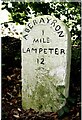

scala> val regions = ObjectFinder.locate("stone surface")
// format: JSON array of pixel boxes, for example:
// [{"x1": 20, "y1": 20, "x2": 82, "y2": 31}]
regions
[{"x1": 22, "y1": 15, "x2": 71, "y2": 112}]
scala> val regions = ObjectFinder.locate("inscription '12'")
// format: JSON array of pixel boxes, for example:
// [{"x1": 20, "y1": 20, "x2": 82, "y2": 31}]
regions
[{"x1": 36, "y1": 58, "x2": 44, "y2": 65}]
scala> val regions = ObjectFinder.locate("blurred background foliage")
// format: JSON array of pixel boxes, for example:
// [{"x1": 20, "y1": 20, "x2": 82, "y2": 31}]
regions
[
  {"x1": 2, "y1": 2, "x2": 81, "y2": 46},
  {"x1": 1, "y1": 2, "x2": 81, "y2": 118}
]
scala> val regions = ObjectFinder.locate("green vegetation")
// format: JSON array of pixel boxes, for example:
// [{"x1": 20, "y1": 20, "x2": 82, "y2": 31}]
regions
[
  {"x1": 2, "y1": 2, "x2": 81, "y2": 46},
  {"x1": 1, "y1": 2, "x2": 81, "y2": 119}
]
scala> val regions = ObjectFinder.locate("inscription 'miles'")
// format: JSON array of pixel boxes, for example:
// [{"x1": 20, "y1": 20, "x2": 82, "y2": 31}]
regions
[{"x1": 22, "y1": 15, "x2": 71, "y2": 112}]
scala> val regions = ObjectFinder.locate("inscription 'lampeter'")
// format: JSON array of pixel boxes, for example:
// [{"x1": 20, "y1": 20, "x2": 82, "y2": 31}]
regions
[{"x1": 23, "y1": 47, "x2": 65, "y2": 55}]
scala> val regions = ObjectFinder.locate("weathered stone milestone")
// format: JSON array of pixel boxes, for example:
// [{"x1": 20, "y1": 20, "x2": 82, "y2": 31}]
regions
[{"x1": 22, "y1": 15, "x2": 71, "y2": 112}]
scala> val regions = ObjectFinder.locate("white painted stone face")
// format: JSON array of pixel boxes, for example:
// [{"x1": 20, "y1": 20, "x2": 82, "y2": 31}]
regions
[{"x1": 22, "y1": 15, "x2": 71, "y2": 112}]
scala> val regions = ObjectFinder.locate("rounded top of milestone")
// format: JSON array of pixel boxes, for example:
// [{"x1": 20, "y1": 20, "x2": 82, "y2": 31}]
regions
[{"x1": 22, "y1": 15, "x2": 70, "y2": 40}]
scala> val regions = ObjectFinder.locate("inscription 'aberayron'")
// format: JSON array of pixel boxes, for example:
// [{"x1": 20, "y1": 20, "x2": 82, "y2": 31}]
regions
[{"x1": 22, "y1": 15, "x2": 71, "y2": 112}]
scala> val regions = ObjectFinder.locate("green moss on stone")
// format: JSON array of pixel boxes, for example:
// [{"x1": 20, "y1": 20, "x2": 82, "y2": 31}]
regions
[{"x1": 26, "y1": 75, "x2": 66, "y2": 112}]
